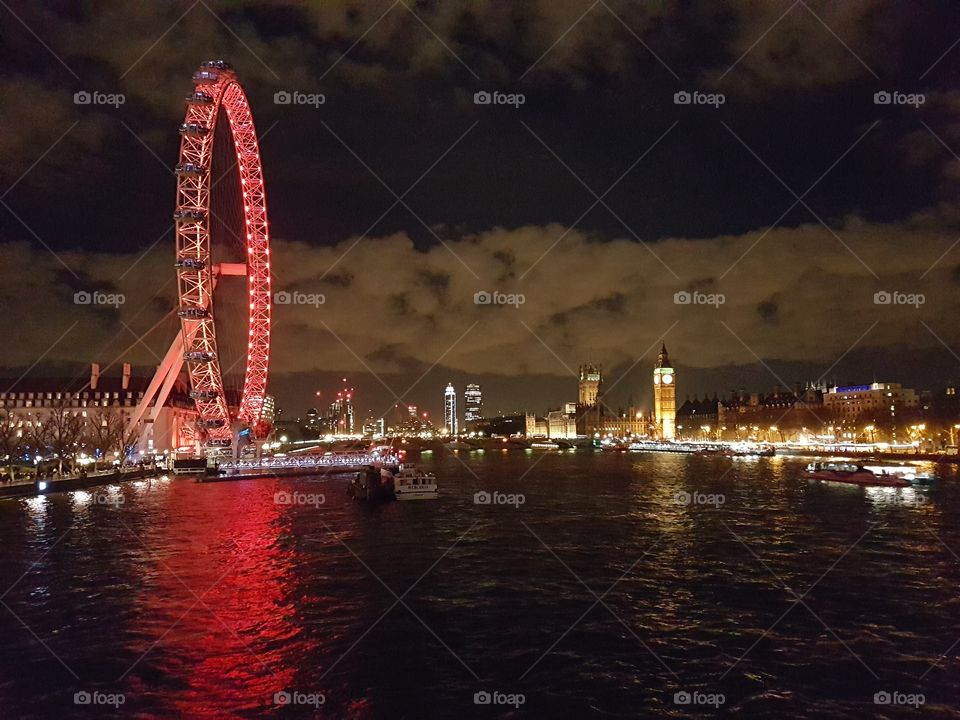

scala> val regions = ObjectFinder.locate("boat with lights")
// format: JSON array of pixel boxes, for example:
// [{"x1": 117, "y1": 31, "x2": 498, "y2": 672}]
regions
[{"x1": 803, "y1": 461, "x2": 910, "y2": 487}]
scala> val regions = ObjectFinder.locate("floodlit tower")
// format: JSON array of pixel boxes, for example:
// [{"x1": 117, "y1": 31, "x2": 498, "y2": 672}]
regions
[
  {"x1": 653, "y1": 343, "x2": 676, "y2": 439},
  {"x1": 444, "y1": 382, "x2": 458, "y2": 435},
  {"x1": 579, "y1": 364, "x2": 602, "y2": 406}
]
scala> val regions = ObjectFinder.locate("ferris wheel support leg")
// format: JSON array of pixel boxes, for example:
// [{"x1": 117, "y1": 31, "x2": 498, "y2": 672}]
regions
[
  {"x1": 230, "y1": 420, "x2": 249, "y2": 462},
  {"x1": 127, "y1": 324, "x2": 199, "y2": 453}
]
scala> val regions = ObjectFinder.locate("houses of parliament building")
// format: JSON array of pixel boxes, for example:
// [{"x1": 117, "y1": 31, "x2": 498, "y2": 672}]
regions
[{"x1": 525, "y1": 345, "x2": 678, "y2": 440}]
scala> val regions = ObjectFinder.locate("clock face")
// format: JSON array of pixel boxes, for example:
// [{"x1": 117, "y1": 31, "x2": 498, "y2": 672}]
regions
[
  {"x1": 653, "y1": 375, "x2": 660, "y2": 385},
  {"x1": 663, "y1": 374, "x2": 673, "y2": 385}
]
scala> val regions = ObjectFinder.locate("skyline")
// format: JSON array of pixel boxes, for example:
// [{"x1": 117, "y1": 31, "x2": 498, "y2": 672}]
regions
[{"x1": 278, "y1": 354, "x2": 955, "y2": 434}]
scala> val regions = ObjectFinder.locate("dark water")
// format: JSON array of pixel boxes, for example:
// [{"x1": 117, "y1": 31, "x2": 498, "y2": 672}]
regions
[{"x1": 1, "y1": 451, "x2": 959, "y2": 718}]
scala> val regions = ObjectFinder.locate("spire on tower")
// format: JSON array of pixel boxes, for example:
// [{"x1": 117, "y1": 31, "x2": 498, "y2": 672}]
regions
[{"x1": 656, "y1": 343, "x2": 671, "y2": 368}]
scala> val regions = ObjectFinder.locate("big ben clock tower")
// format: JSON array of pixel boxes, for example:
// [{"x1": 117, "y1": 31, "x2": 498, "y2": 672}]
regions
[{"x1": 653, "y1": 343, "x2": 676, "y2": 439}]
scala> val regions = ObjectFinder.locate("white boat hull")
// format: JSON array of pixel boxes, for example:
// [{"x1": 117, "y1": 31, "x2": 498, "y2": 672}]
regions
[{"x1": 395, "y1": 489, "x2": 438, "y2": 500}]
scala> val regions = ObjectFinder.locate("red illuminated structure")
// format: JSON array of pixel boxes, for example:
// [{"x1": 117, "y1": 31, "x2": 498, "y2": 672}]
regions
[
  {"x1": 128, "y1": 61, "x2": 271, "y2": 452},
  {"x1": 175, "y1": 60, "x2": 271, "y2": 446}
]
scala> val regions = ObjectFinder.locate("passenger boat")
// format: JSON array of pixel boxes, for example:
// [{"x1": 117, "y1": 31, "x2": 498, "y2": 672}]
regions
[
  {"x1": 392, "y1": 464, "x2": 439, "y2": 500},
  {"x1": 862, "y1": 465, "x2": 935, "y2": 486},
  {"x1": 803, "y1": 461, "x2": 910, "y2": 487},
  {"x1": 732, "y1": 443, "x2": 775, "y2": 457},
  {"x1": 172, "y1": 457, "x2": 208, "y2": 475},
  {"x1": 530, "y1": 441, "x2": 561, "y2": 450}
]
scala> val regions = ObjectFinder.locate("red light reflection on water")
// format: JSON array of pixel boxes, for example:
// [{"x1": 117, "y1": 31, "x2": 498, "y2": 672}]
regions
[{"x1": 123, "y1": 484, "x2": 310, "y2": 717}]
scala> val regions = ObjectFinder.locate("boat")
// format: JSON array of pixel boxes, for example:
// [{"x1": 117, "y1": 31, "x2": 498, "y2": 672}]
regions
[
  {"x1": 628, "y1": 440, "x2": 701, "y2": 454},
  {"x1": 349, "y1": 465, "x2": 396, "y2": 501},
  {"x1": 391, "y1": 464, "x2": 439, "y2": 500},
  {"x1": 731, "y1": 443, "x2": 775, "y2": 457},
  {"x1": 803, "y1": 461, "x2": 910, "y2": 487},
  {"x1": 863, "y1": 465, "x2": 936, "y2": 486}
]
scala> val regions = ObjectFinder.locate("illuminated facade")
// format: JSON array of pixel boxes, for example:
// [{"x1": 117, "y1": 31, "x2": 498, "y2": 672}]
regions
[
  {"x1": 823, "y1": 382, "x2": 918, "y2": 424},
  {"x1": 600, "y1": 409, "x2": 654, "y2": 438},
  {"x1": 362, "y1": 416, "x2": 385, "y2": 438},
  {"x1": 578, "y1": 364, "x2": 602, "y2": 406},
  {"x1": 444, "y1": 382, "x2": 458, "y2": 435},
  {"x1": 0, "y1": 363, "x2": 196, "y2": 455},
  {"x1": 653, "y1": 344, "x2": 676, "y2": 439},
  {"x1": 464, "y1": 383, "x2": 482, "y2": 424},
  {"x1": 261, "y1": 394, "x2": 276, "y2": 424}
]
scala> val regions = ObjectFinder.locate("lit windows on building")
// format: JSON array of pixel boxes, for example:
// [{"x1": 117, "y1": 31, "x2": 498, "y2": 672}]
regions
[
  {"x1": 444, "y1": 382, "x2": 458, "y2": 435},
  {"x1": 464, "y1": 383, "x2": 482, "y2": 423}
]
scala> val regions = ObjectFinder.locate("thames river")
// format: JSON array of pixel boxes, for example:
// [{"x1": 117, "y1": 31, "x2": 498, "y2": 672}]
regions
[{"x1": 1, "y1": 451, "x2": 959, "y2": 718}]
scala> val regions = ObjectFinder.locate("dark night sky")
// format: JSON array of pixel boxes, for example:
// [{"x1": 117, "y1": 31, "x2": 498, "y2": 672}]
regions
[{"x1": 3, "y1": 1, "x2": 960, "y2": 421}]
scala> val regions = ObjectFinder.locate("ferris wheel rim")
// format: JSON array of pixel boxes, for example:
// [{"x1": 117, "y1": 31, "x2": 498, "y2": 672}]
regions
[{"x1": 174, "y1": 61, "x2": 271, "y2": 445}]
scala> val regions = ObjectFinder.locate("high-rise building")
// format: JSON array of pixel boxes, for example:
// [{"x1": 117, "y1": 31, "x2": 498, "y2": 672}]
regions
[
  {"x1": 578, "y1": 364, "x2": 602, "y2": 406},
  {"x1": 464, "y1": 383, "x2": 482, "y2": 423},
  {"x1": 261, "y1": 394, "x2": 276, "y2": 424},
  {"x1": 653, "y1": 344, "x2": 676, "y2": 439},
  {"x1": 327, "y1": 380, "x2": 355, "y2": 434},
  {"x1": 362, "y1": 416, "x2": 385, "y2": 438},
  {"x1": 444, "y1": 382, "x2": 458, "y2": 435}
]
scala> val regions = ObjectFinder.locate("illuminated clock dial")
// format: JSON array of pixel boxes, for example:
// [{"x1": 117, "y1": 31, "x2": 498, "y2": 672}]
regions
[
  {"x1": 663, "y1": 374, "x2": 673, "y2": 385},
  {"x1": 653, "y1": 375, "x2": 660, "y2": 385}
]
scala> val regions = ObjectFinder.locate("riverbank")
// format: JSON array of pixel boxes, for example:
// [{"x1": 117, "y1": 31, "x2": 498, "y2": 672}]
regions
[{"x1": 0, "y1": 467, "x2": 159, "y2": 500}]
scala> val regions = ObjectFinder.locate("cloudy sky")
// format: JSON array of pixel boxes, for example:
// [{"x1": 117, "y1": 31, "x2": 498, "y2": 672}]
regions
[{"x1": 2, "y1": 0, "x2": 960, "y2": 420}]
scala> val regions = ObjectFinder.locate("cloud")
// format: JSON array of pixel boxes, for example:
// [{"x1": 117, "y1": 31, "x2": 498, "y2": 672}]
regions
[{"x1": 2, "y1": 216, "x2": 957, "y2": 383}]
